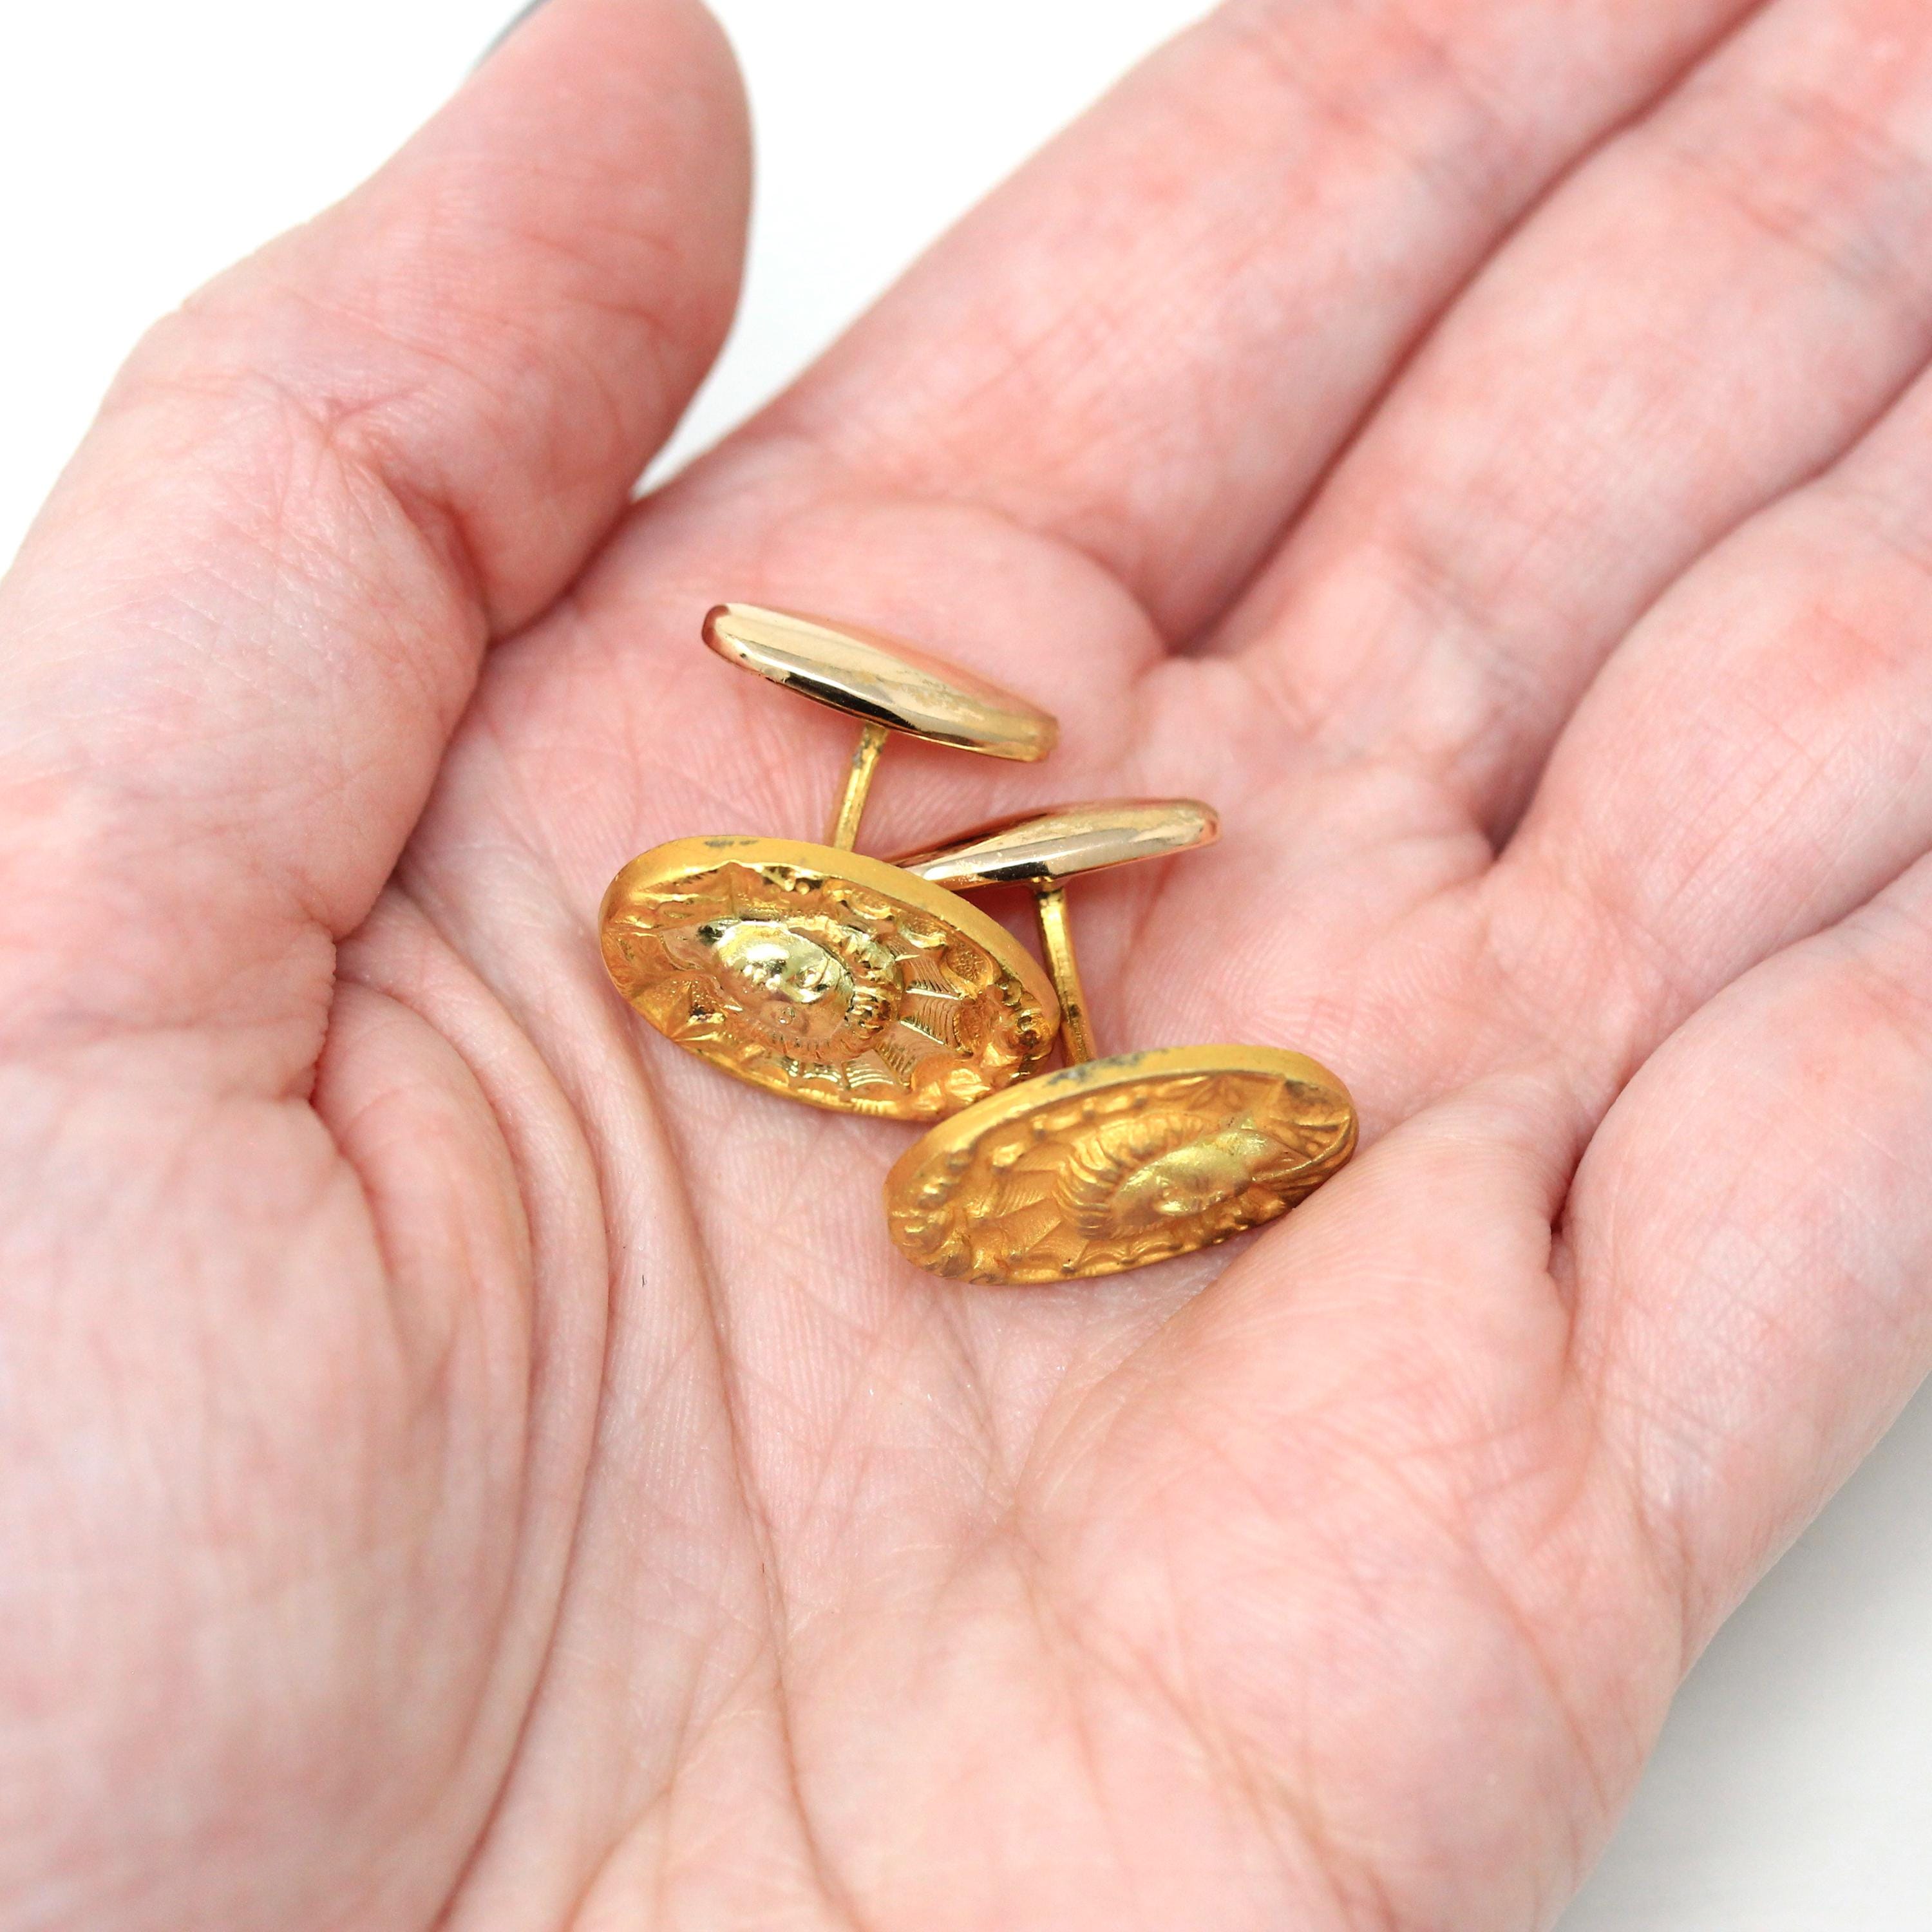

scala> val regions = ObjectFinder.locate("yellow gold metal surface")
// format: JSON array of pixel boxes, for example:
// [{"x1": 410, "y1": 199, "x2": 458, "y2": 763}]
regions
[
  {"x1": 599, "y1": 605, "x2": 1065, "y2": 1117},
  {"x1": 899, "y1": 800, "x2": 1219, "y2": 1071},
  {"x1": 703, "y1": 605, "x2": 1057, "y2": 761},
  {"x1": 1034, "y1": 884, "x2": 1095, "y2": 1065},
  {"x1": 884, "y1": 1046, "x2": 1357, "y2": 1283},
  {"x1": 886, "y1": 799, "x2": 1356, "y2": 1282},
  {"x1": 602, "y1": 838, "x2": 1058, "y2": 1119},
  {"x1": 897, "y1": 799, "x2": 1219, "y2": 890},
  {"x1": 828, "y1": 720, "x2": 889, "y2": 850}
]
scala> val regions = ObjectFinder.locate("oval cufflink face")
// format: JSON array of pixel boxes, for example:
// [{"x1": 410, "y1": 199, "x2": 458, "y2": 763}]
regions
[
  {"x1": 895, "y1": 799, "x2": 1219, "y2": 890},
  {"x1": 703, "y1": 605, "x2": 1057, "y2": 762},
  {"x1": 601, "y1": 837, "x2": 1060, "y2": 1119},
  {"x1": 885, "y1": 1044, "x2": 1356, "y2": 1283}
]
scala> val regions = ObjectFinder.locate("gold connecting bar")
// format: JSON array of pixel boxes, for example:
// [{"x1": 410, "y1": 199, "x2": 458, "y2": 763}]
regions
[
  {"x1": 1033, "y1": 882, "x2": 1095, "y2": 1065},
  {"x1": 894, "y1": 799, "x2": 1222, "y2": 1068},
  {"x1": 826, "y1": 721, "x2": 889, "y2": 850}
]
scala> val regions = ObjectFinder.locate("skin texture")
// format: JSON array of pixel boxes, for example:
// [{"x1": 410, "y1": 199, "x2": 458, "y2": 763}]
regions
[{"x1": 3, "y1": 0, "x2": 1932, "y2": 1924}]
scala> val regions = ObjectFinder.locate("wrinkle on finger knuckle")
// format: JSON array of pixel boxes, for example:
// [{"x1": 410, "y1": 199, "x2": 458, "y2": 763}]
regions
[
  {"x1": 1660, "y1": 45, "x2": 1932, "y2": 318},
  {"x1": 1209, "y1": 0, "x2": 1537, "y2": 215}
]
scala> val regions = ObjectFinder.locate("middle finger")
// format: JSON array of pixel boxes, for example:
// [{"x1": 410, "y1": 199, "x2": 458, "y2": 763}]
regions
[{"x1": 1226, "y1": 0, "x2": 1932, "y2": 833}]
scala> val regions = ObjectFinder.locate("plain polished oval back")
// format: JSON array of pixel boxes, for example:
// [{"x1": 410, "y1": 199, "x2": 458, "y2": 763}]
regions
[
  {"x1": 895, "y1": 799, "x2": 1219, "y2": 889},
  {"x1": 703, "y1": 604, "x2": 1058, "y2": 760}
]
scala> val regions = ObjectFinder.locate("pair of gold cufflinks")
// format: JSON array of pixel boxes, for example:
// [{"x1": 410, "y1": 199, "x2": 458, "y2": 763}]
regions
[{"x1": 599, "y1": 605, "x2": 1356, "y2": 1284}]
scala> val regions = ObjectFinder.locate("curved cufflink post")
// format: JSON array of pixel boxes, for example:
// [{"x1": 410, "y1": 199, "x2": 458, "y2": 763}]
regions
[
  {"x1": 598, "y1": 605, "x2": 1063, "y2": 1120},
  {"x1": 886, "y1": 800, "x2": 1357, "y2": 1283}
]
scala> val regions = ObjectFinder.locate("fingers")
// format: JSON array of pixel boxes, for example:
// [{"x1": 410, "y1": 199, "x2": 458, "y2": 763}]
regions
[
  {"x1": 1567, "y1": 852, "x2": 1932, "y2": 1646},
  {"x1": 1226, "y1": 0, "x2": 1932, "y2": 831},
  {"x1": 733, "y1": 0, "x2": 1756, "y2": 641},
  {"x1": 0, "y1": 0, "x2": 748, "y2": 1077},
  {"x1": 1482, "y1": 343, "x2": 1932, "y2": 1113}
]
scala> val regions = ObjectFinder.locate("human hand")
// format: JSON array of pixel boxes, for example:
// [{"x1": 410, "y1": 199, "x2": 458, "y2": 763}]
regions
[{"x1": 6, "y1": 1, "x2": 1931, "y2": 1925}]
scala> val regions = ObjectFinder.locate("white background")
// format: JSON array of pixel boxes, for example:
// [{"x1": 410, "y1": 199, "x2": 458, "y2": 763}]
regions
[{"x1": 3, "y1": 3, "x2": 1929, "y2": 1922}]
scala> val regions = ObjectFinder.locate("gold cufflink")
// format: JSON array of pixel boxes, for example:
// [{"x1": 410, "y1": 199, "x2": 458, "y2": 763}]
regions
[
  {"x1": 883, "y1": 800, "x2": 1357, "y2": 1282},
  {"x1": 599, "y1": 605, "x2": 1062, "y2": 1117}
]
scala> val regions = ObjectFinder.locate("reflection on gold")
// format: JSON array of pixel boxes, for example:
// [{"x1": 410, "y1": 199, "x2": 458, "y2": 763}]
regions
[
  {"x1": 1059, "y1": 1116, "x2": 1279, "y2": 1236},
  {"x1": 665, "y1": 916, "x2": 891, "y2": 1065},
  {"x1": 885, "y1": 1048, "x2": 1357, "y2": 1282},
  {"x1": 601, "y1": 842, "x2": 1058, "y2": 1121}
]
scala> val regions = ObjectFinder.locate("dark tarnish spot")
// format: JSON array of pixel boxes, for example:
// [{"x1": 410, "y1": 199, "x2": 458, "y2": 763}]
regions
[{"x1": 1051, "y1": 1051, "x2": 1157, "y2": 1088}]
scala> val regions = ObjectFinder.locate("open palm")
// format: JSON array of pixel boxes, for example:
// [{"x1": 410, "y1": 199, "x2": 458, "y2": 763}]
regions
[{"x1": 8, "y1": 0, "x2": 1932, "y2": 1925}]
